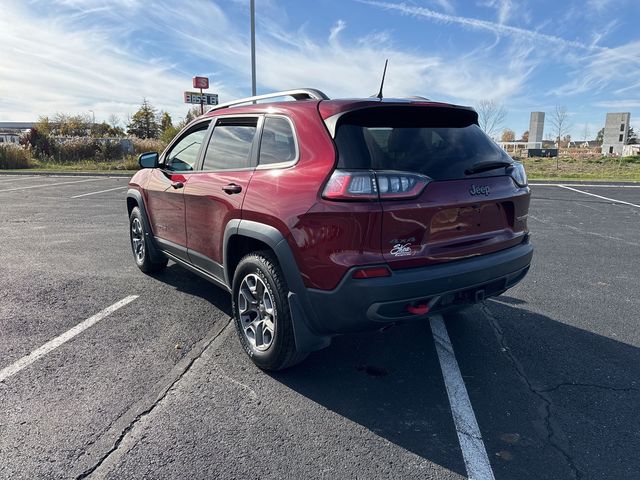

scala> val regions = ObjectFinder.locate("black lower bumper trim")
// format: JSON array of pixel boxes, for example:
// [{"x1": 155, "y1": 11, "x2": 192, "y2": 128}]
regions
[{"x1": 305, "y1": 242, "x2": 533, "y2": 334}]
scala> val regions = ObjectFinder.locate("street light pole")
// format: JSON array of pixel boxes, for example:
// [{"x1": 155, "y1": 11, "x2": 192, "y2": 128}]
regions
[
  {"x1": 250, "y1": 0, "x2": 256, "y2": 97},
  {"x1": 88, "y1": 110, "x2": 95, "y2": 135}
]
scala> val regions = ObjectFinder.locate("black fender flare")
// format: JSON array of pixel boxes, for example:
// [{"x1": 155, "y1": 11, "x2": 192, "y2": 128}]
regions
[
  {"x1": 224, "y1": 219, "x2": 331, "y2": 352},
  {"x1": 126, "y1": 189, "x2": 165, "y2": 263}
]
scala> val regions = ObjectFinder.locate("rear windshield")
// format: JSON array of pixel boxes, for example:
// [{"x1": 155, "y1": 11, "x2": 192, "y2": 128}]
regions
[{"x1": 334, "y1": 106, "x2": 511, "y2": 181}]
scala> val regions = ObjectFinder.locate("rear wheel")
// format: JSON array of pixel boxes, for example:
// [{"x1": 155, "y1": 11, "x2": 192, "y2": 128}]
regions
[
  {"x1": 232, "y1": 251, "x2": 307, "y2": 371},
  {"x1": 129, "y1": 207, "x2": 167, "y2": 273}
]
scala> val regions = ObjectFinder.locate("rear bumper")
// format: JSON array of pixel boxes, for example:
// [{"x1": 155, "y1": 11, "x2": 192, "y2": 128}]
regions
[{"x1": 305, "y1": 240, "x2": 533, "y2": 334}]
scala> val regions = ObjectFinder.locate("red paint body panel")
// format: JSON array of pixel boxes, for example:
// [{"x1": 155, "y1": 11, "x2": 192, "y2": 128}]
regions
[
  {"x1": 184, "y1": 170, "x2": 253, "y2": 264},
  {"x1": 379, "y1": 177, "x2": 530, "y2": 269},
  {"x1": 145, "y1": 169, "x2": 189, "y2": 249}
]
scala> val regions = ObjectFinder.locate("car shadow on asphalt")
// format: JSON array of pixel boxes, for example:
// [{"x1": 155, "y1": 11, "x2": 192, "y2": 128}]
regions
[
  {"x1": 154, "y1": 263, "x2": 232, "y2": 317},
  {"x1": 271, "y1": 301, "x2": 640, "y2": 479}
]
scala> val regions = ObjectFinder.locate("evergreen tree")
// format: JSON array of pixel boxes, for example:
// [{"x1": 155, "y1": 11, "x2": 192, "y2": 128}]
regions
[
  {"x1": 159, "y1": 111, "x2": 173, "y2": 133},
  {"x1": 127, "y1": 99, "x2": 160, "y2": 139}
]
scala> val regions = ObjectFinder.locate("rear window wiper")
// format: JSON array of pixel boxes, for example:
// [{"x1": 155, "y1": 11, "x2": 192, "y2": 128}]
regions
[{"x1": 465, "y1": 160, "x2": 513, "y2": 175}]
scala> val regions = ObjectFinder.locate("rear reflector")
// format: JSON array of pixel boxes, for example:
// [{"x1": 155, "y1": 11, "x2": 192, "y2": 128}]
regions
[
  {"x1": 352, "y1": 266, "x2": 391, "y2": 279},
  {"x1": 323, "y1": 169, "x2": 430, "y2": 201},
  {"x1": 406, "y1": 304, "x2": 430, "y2": 315}
]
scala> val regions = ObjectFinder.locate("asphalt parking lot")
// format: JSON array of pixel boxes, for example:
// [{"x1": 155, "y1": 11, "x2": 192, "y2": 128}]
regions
[{"x1": 0, "y1": 175, "x2": 638, "y2": 479}]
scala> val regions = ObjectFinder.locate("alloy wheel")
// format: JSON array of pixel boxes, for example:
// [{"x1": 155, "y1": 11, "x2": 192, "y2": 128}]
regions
[{"x1": 238, "y1": 273, "x2": 276, "y2": 351}]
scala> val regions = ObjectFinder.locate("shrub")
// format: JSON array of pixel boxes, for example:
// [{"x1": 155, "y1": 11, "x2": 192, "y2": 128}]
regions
[
  {"x1": 132, "y1": 137, "x2": 165, "y2": 155},
  {"x1": 20, "y1": 127, "x2": 54, "y2": 159},
  {"x1": 0, "y1": 144, "x2": 33, "y2": 169}
]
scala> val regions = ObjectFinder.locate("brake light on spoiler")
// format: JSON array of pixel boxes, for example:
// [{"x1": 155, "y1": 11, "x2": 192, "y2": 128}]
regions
[{"x1": 322, "y1": 170, "x2": 431, "y2": 201}]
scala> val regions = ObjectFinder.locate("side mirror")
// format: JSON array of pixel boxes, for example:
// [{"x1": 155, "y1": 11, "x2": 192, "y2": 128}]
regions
[{"x1": 138, "y1": 152, "x2": 159, "y2": 169}]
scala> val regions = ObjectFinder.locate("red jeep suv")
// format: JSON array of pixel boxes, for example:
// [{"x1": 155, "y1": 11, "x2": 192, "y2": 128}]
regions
[{"x1": 127, "y1": 89, "x2": 532, "y2": 370}]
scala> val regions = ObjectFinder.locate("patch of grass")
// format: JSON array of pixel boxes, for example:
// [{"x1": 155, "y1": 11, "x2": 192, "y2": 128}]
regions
[
  {"x1": 0, "y1": 145, "x2": 34, "y2": 169},
  {"x1": 522, "y1": 155, "x2": 640, "y2": 182},
  {"x1": 28, "y1": 155, "x2": 140, "y2": 172}
]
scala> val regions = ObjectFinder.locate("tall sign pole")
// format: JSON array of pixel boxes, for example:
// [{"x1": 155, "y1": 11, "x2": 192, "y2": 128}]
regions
[
  {"x1": 189, "y1": 77, "x2": 216, "y2": 117},
  {"x1": 250, "y1": 0, "x2": 257, "y2": 97}
]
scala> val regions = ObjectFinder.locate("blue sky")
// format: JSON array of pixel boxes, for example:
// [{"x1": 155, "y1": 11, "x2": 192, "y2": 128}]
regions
[{"x1": 1, "y1": 0, "x2": 638, "y2": 139}]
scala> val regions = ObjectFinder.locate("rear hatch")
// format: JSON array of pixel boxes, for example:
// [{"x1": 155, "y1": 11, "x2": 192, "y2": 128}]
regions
[{"x1": 329, "y1": 104, "x2": 529, "y2": 269}]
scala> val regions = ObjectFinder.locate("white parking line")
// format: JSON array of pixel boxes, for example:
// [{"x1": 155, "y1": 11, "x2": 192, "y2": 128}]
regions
[
  {"x1": 0, "y1": 295, "x2": 138, "y2": 383},
  {"x1": 557, "y1": 185, "x2": 640, "y2": 208},
  {"x1": 0, "y1": 175, "x2": 38, "y2": 183},
  {"x1": 430, "y1": 315, "x2": 495, "y2": 480},
  {"x1": 0, "y1": 177, "x2": 104, "y2": 193},
  {"x1": 71, "y1": 186, "x2": 127, "y2": 198}
]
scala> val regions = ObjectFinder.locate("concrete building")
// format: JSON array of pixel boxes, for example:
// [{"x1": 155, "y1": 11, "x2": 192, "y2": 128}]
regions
[
  {"x1": 529, "y1": 112, "x2": 545, "y2": 144},
  {"x1": 602, "y1": 112, "x2": 631, "y2": 155}
]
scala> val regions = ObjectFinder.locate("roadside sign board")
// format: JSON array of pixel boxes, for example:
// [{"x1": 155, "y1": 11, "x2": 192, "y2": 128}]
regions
[
  {"x1": 192, "y1": 76, "x2": 209, "y2": 89},
  {"x1": 184, "y1": 92, "x2": 219, "y2": 106}
]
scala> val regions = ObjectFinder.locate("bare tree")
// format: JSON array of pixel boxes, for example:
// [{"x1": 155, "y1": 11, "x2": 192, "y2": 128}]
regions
[
  {"x1": 108, "y1": 114, "x2": 121, "y2": 129},
  {"x1": 581, "y1": 123, "x2": 590, "y2": 144},
  {"x1": 501, "y1": 128, "x2": 516, "y2": 142},
  {"x1": 550, "y1": 106, "x2": 570, "y2": 146},
  {"x1": 549, "y1": 106, "x2": 570, "y2": 168},
  {"x1": 476, "y1": 100, "x2": 507, "y2": 139}
]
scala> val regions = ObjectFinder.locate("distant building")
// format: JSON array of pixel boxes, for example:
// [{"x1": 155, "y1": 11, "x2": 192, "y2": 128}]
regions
[
  {"x1": 0, "y1": 131, "x2": 21, "y2": 144},
  {"x1": 622, "y1": 144, "x2": 640, "y2": 156},
  {"x1": 529, "y1": 112, "x2": 545, "y2": 144},
  {"x1": 601, "y1": 112, "x2": 630, "y2": 155},
  {"x1": 0, "y1": 122, "x2": 34, "y2": 145}
]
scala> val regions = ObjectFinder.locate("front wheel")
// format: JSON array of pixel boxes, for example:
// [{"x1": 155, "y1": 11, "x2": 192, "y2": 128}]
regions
[
  {"x1": 232, "y1": 251, "x2": 307, "y2": 371},
  {"x1": 129, "y1": 206, "x2": 168, "y2": 273}
]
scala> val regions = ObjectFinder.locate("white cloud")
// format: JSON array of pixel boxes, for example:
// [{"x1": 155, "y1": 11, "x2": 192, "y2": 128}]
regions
[
  {"x1": 430, "y1": 0, "x2": 456, "y2": 14},
  {"x1": 360, "y1": 0, "x2": 598, "y2": 51},
  {"x1": 552, "y1": 40, "x2": 640, "y2": 96},
  {"x1": 0, "y1": 1, "x2": 246, "y2": 122},
  {"x1": 594, "y1": 100, "x2": 640, "y2": 109},
  {"x1": 5, "y1": 0, "x2": 633, "y2": 127},
  {"x1": 481, "y1": 0, "x2": 515, "y2": 24}
]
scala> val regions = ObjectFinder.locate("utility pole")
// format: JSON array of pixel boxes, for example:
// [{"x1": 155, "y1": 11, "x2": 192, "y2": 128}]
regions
[
  {"x1": 88, "y1": 110, "x2": 95, "y2": 135},
  {"x1": 250, "y1": 0, "x2": 256, "y2": 97}
]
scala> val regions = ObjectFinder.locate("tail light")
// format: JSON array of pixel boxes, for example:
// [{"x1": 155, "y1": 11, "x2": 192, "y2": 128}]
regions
[
  {"x1": 322, "y1": 170, "x2": 430, "y2": 201},
  {"x1": 508, "y1": 162, "x2": 528, "y2": 187}
]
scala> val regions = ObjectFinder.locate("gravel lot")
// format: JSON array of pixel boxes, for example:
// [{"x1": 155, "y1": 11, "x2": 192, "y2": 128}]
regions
[{"x1": 0, "y1": 175, "x2": 638, "y2": 479}]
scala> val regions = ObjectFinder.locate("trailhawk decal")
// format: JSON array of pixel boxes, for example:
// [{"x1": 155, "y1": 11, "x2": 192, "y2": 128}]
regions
[{"x1": 390, "y1": 243, "x2": 414, "y2": 257}]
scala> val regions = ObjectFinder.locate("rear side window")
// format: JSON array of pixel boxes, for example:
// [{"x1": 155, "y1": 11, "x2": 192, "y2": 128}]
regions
[
  {"x1": 334, "y1": 106, "x2": 511, "y2": 181},
  {"x1": 202, "y1": 118, "x2": 258, "y2": 171},
  {"x1": 258, "y1": 117, "x2": 296, "y2": 166}
]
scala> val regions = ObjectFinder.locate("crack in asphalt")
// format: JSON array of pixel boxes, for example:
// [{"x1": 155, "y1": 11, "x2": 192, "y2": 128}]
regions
[
  {"x1": 75, "y1": 319, "x2": 231, "y2": 479},
  {"x1": 481, "y1": 304, "x2": 584, "y2": 480},
  {"x1": 539, "y1": 382, "x2": 637, "y2": 393}
]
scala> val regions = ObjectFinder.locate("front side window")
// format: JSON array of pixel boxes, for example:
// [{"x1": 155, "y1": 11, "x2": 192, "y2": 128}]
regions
[
  {"x1": 164, "y1": 123, "x2": 209, "y2": 171},
  {"x1": 202, "y1": 119, "x2": 258, "y2": 170},
  {"x1": 258, "y1": 117, "x2": 296, "y2": 166}
]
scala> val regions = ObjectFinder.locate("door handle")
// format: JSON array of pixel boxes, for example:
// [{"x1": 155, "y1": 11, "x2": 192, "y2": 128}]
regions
[
  {"x1": 222, "y1": 184, "x2": 242, "y2": 194},
  {"x1": 171, "y1": 181, "x2": 184, "y2": 189}
]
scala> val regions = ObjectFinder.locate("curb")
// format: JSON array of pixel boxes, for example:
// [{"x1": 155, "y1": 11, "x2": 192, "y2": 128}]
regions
[{"x1": 0, "y1": 171, "x2": 134, "y2": 178}]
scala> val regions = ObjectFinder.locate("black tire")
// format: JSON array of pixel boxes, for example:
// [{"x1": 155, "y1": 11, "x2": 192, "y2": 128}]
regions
[
  {"x1": 129, "y1": 206, "x2": 168, "y2": 274},
  {"x1": 232, "y1": 251, "x2": 307, "y2": 371}
]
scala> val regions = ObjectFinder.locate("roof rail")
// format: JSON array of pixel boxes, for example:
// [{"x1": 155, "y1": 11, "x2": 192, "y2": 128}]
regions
[{"x1": 210, "y1": 88, "x2": 329, "y2": 112}]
